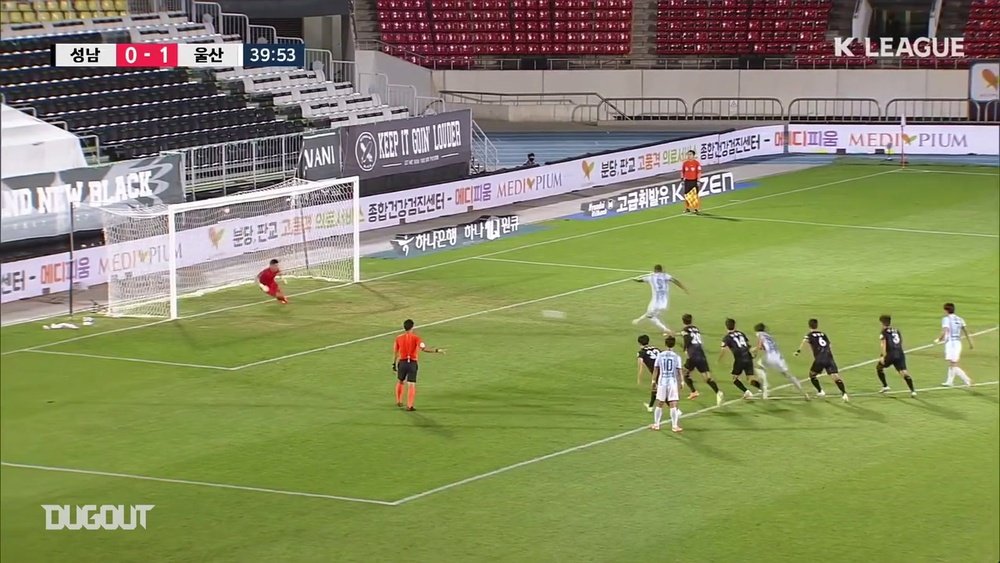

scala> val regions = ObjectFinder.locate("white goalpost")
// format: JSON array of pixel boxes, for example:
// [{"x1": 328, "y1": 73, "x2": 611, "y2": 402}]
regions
[{"x1": 95, "y1": 176, "x2": 361, "y2": 319}]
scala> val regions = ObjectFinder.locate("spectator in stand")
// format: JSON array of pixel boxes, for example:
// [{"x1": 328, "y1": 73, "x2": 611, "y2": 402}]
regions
[{"x1": 523, "y1": 153, "x2": 537, "y2": 167}]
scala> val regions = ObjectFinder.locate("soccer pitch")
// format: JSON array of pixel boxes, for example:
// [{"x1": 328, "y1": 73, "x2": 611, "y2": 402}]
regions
[{"x1": 1, "y1": 163, "x2": 998, "y2": 562}]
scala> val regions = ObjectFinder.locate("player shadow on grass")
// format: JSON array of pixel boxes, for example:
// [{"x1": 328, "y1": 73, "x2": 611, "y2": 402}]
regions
[
  {"x1": 891, "y1": 396, "x2": 966, "y2": 420},
  {"x1": 691, "y1": 212, "x2": 740, "y2": 222},
  {"x1": 967, "y1": 389, "x2": 999, "y2": 406},
  {"x1": 669, "y1": 433, "x2": 741, "y2": 463},
  {"x1": 402, "y1": 411, "x2": 456, "y2": 439},
  {"x1": 825, "y1": 401, "x2": 888, "y2": 424}
]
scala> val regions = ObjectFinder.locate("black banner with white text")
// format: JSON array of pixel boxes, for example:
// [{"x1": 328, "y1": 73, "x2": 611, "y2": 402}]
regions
[
  {"x1": 0, "y1": 154, "x2": 184, "y2": 243},
  {"x1": 297, "y1": 131, "x2": 341, "y2": 181},
  {"x1": 342, "y1": 110, "x2": 472, "y2": 181}
]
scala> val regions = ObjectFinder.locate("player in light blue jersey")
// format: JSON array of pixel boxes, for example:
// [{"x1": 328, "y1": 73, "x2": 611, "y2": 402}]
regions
[
  {"x1": 753, "y1": 323, "x2": 808, "y2": 399},
  {"x1": 651, "y1": 335, "x2": 685, "y2": 433},
  {"x1": 934, "y1": 302, "x2": 974, "y2": 387},
  {"x1": 632, "y1": 264, "x2": 687, "y2": 335}
]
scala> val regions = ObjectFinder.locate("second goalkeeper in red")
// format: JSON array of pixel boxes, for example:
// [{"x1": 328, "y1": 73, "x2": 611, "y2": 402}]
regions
[{"x1": 258, "y1": 259, "x2": 289, "y2": 304}]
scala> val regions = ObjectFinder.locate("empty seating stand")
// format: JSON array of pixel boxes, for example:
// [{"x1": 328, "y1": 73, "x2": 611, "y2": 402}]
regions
[
  {"x1": 378, "y1": 0, "x2": 632, "y2": 68},
  {"x1": 965, "y1": 0, "x2": 1000, "y2": 58},
  {"x1": 656, "y1": 0, "x2": 830, "y2": 56},
  {"x1": 0, "y1": 27, "x2": 304, "y2": 162},
  {"x1": 1, "y1": 0, "x2": 129, "y2": 26}
]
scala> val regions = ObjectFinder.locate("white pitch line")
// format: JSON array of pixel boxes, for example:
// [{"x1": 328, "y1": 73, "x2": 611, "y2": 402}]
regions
[
  {"x1": 900, "y1": 169, "x2": 999, "y2": 177},
  {"x1": 230, "y1": 276, "x2": 635, "y2": 371},
  {"x1": 762, "y1": 380, "x2": 998, "y2": 400},
  {"x1": 21, "y1": 349, "x2": 235, "y2": 371},
  {"x1": 3, "y1": 327, "x2": 995, "y2": 507},
  {"x1": 474, "y1": 257, "x2": 646, "y2": 274},
  {"x1": 1, "y1": 168, "x2": 896, "y2": 357},
  {"x1": 721, "y1": 215, "x2": 1000, "y2": 239},
  {"x1": 391, "y1": 325, "x2": 999, "y2": 505},
  {"x1": 0, "y1": 462, "x2": 395, "y2": 506}
]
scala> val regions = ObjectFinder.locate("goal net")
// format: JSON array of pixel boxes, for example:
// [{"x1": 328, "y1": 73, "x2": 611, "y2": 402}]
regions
[{"x1": 96, "y1": 176, "x2": 361, "y2": 319}]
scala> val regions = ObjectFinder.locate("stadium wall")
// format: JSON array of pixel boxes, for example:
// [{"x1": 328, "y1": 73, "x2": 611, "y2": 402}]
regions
[{"x1": 433, "y1": 69, "x2": 969, "y2": 120}]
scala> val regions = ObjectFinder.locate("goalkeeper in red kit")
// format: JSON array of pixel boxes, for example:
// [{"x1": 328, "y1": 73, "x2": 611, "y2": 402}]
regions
[{"x1": 257, "y1": 259, "x2": 288, "y2": 304}]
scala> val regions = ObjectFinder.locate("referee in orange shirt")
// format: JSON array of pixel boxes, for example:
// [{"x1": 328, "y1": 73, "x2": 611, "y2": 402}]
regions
[
  {"x1": 681, "y1": 150, "x2": 702, "y2": 214},
  {"x1": 393, "y1": 319, "x2": 445, "y2": 411}
]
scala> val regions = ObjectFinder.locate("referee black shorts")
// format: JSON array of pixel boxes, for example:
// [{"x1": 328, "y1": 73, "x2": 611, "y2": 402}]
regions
[{"x1": 396, "y1": 360, "x2": 418, "y2": 382}]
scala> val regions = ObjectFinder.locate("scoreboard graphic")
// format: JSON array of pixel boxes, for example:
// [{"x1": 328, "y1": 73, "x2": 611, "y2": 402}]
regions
[{"x1": 50, "y1": 43, "x2": 306, "y2": 69}]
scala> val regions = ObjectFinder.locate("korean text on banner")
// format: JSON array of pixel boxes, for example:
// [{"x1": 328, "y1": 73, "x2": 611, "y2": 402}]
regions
[
  {"x1": 359, "y1": 125, "x2": 784, "y2": 230},
  {"x1": 297, "y1": 131, "x2": 341, "y2": 181},
  {"x1": 341, "y1": 110, "x2": 473, "y2": 180},
  {"x1": 775, "y1": 124, "x2": 1000, "y2": 155},
  {"x1": 0, "y1": 154, "x2": 185, "y2": 243}
]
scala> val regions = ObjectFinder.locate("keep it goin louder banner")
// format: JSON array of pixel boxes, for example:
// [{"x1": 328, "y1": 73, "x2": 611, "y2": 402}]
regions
[
  {"x1": 0, "y1": 154, "x2": 184, "y2": 243},
  {"x1": 341, "y1": 109, "x2": 473, "y2": 180}
]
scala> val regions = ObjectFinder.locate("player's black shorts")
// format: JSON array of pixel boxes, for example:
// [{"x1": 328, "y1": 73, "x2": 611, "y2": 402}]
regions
[
  {"x1": 683, "y1": 179, "x2": 698, "y2": 193},
  {"x1": 684, "y1": 355, "x2": 710, "y2": 374},
  {"x1": 879, "y1": 355, "x2": 907, "y2": 372},
  {"x1": 396, "y1": 360, "x2": 418, "y2": 382},
  {"x1": 809, "y1": 357, "x2": 839, "y2": 375},
  {"x1": 731, "y1": 357, "x2": 754, "y2": 377}
]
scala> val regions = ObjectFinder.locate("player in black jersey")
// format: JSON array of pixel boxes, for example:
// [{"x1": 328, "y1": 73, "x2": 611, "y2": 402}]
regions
[
  {"x1": 794, "y1": 318, "x2": 849, "y2": 401},
  {"x1": 876, "y1": 314, "x2": 916, "y2": 397},
  {"x1": 718, "y1": 318, "x2": 765, "y2": 400},
  {"x1": 679, "y1": 314, "x2": 723, "y2": 405},
  {"x1": 637, "y1": 335, "x2": 662, "y2": 412}
]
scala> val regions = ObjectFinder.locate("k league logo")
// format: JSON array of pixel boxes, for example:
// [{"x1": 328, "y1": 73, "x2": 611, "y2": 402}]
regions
[{"x1": 355, "y1": 131, "x2": 378, "y2": 172}]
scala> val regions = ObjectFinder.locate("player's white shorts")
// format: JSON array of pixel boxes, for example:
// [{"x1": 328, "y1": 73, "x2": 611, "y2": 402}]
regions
[
  {"x1": 656, "y1": 378, "x2": 680, "y2": 403},
  {"x1": 646, "y1": 297, "x2": 668, "y2": 316},
  {"x1": 944, "y1": 341, "x2": 962, "y2": 362},
  {"x1": 760, "y1": 353, "x2": 789, "y2": 373}
]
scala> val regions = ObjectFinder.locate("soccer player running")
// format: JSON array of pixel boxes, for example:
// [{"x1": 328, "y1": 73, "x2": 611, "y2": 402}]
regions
[
  {"x1": 753, "y1": 323, "x2": 809, "y2": 399},
  {"x1": 934, "y1": 302, "x2": 974, "y2": 387},
  {"x1": 257, "y1": 259, "x2": 288, "y2": 304},
  {"x1": 393, "y1": 319, "x2": 445, "y2": 411},
  {"x1": 876, "y1": 315, "x2": 916, "y2": 397},
  {"x1": 651, "y1": 335, "x2": 685, "y2": 433},
  {"x1": 679, "y1": 314, "x2": 724, "y2": 406},
  {"x1": 637, "y1": 335, "x2": 661, "y2": 412},
  {"x1": 719, "y1": 318, "x2": 766, "y2": 400},
  {"x1": 632, "y1": 264, "x2": 687, "y2": 335},
  {"x1": 681, "y1": 150, "x2": 702, "y2": 214},
  {"x1": 794, "y1": 319, "x2": 849, "y2": 402}
]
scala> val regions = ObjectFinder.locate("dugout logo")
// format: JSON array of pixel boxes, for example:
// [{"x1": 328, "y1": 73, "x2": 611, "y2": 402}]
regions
[{"x1": 43, "y1": 504, "x2": 154, "y2": 531}]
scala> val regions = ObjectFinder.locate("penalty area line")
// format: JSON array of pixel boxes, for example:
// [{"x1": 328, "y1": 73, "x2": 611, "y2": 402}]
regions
[
  {"x1": 0, "y1": 462, "x2": 396, "y2": 506},
  {"x1": 718, "y1": 215, "x2": 999, "y2": 239},
  {"x1": 390, "y1": 326, "x2": 999, "y2": 505},
  {"x1": 229, "y1": 276, "x2": 636, "y2": 371},
  {"x1": 2, "y1": 168, "x2": 897, "y2": 356},
  {"x1": 21, "y1": 349, "x2": 236, "y2": 371}
]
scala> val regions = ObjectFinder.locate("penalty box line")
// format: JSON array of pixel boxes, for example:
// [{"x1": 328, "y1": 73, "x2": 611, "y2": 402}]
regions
[
  {"x1": 1, "y1": 168, "x2": 898, "y2": 358},
  {"x1": 390, "y1": 326, "x2": 1000, "y2": 506},
  {"x1": 3, "y1": 327, "x2": 995, "y2": 508}
]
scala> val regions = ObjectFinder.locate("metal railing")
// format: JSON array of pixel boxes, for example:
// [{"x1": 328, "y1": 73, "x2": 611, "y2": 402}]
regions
[
  {"x1": 439, "y1": 93, "x2": 1000, "y2": 124},
  {"x1": 884, "y1": 98, "x2": 970, "y2": 121},
  {"x1": 787, "y1": 98, "x2": 881, "y2": 121},
  {"x1": 470, "y1": 120, "x2": 499, "y2": 172},
  {"x1": 692, "y1": 97, "x2": 784, "y2": 120},
  {"x1": 188, "y1": 0, "x2": 302, "y2": 45},
  {"x1": 176, "y1": 132, "x2": 303, "y2": 197}
]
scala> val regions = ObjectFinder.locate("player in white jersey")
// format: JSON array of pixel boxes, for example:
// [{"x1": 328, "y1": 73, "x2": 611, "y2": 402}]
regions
[
  {"x1": 632, "y1": 264, "x2": 687, "y2": 335},
  {"x1": 651, "y1": 335, "x2": 684, "y2": 433},
  {"x1": 934, "y1": 302, "x2": 974, "y2": 387},
  {"x1": 753, "y1": 323, "x2": 808, "y2": 399}
]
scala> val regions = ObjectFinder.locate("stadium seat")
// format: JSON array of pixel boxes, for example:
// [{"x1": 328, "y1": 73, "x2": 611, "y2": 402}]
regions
[
  {"x1": 656, "y1": 0, "x2": 831, "y2": 57},
  {"x1": 377, "y1": 0, "x2": 632, "y2": 66}
]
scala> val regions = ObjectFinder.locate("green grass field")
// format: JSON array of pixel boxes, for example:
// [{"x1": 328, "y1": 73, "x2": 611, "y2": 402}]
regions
[{"x1": 1, "y1": 163, "x2": 998, "y2": 563}]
